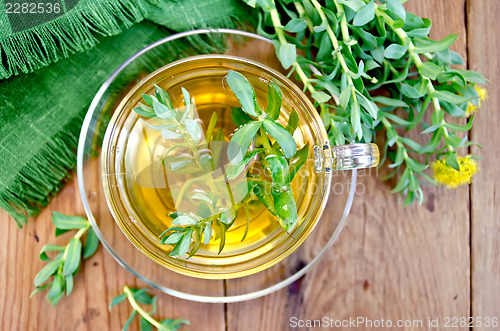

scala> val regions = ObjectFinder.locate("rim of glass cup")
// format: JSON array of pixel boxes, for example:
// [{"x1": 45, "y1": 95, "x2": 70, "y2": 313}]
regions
[{"x1": 77, "y1": 28, "x2": 357, "y2": 303}]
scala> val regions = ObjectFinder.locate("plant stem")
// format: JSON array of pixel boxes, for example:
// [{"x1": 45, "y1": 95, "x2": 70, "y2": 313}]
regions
[
  {"x1": 268, "y1": 4, "x2": 316, "y2": 95},
  {"x1": 293, "y1": 2, "x2": 313, "y2": 32},
  {"x1": 375, "y1": 6, "x2": 454, "y2": 152},
  {"x1": 123, "y1": 286, "x2": 166, "y2": 330},
  {"x1": 381, "y1": 117, "x2": 409, "y2": 161},
  {"x1": 310, "y1": 0, "x2": 355, "y2": 79}
]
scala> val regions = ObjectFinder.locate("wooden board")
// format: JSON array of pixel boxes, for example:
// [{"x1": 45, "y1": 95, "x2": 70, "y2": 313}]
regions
[
  {"x1": 1, "y1": 1, "x2": 499, "y2": 330},
  {"x1": 468, "y1": 1, "x2": 500, "y2": 330}
]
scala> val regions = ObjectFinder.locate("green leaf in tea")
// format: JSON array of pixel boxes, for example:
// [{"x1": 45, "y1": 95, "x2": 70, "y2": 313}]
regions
[
  {"x1": 227, "y1": 121, "x2": 262, "y2": 164},
  {"x1": 231, "y1": 107, "x2": 253, "y2": 127},
  {"x1": 262, "y1": 120, "x2": 297, "y2": 158},
  {"x1": 266, "y1": 81, "x2": 283, "y2": 121},
  {"x1": 184, "y1": 119, "x2": 202, "y2": 143},
  {"x1": 227, "y1": 70, "x2": 259, "y2": 117}
]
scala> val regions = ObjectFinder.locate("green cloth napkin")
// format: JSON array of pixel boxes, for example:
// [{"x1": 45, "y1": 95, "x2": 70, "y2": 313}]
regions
[{"x1": 0, "y1": 0, "x2": 253, "y2": 227}]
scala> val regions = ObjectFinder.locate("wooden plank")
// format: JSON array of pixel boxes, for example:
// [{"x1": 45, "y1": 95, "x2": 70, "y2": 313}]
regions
[
  {"x1": 226, "y1": 1, "x2": 471, "y2": 330},
  {"x1": 468, "y1": 0, "x2": 500, "y2": 329},
  {"x1": 0, "y1": 168, "x2": 226, "y2": 331}
]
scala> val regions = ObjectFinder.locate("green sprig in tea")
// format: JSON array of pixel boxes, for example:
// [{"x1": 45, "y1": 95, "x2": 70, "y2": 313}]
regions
[{"x1": 133, "y1": 70, "x2": 308, "y2": 257}]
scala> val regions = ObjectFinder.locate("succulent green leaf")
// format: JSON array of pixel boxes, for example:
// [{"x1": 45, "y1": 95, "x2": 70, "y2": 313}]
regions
[
  {"x1": 170, "y1": 229, "x2": 192, "y2": 257},
  {"x1": 181, "y1": 87, "x2": 191, "y2": 116},
  {"x1": 63, "y1": 238, "x2": 82, "y2": 276},
  {"x1": 263, "y1": 120, "x2": 297, "y2": 158},
  {"x1": 353, "y1": 1, "x2": 375, "y2": 26},
  {"x1": 311, "y1": 90, "x2": 331, "y2": 103},
  {"x1": 446, "y1": 152, "x2": 460, "y2": 171},
  {"x1": 285, "y1": 109, "x2": 299, "y2": 134},
  {"x1": 133, "y1": 103, "x2": 155, "y2": 117},
  {"x1": 184, "y1": 119, "x2": 202, "y2": 143},
  {"x1": 161, "y1": 129, "x2": 183, "y2": 140},
  {"x1": 83, "y1": 227, "x2": 99, "y2": 259},
  {"x1": 289, "y1": 144, "x2": 309, "y2": 181},
  {"x1": 52, "y1": 212, "x2": 89, "y2": 230},
  {"x1": 387, "y1": 0, "x2": 406, "y2": 21},
  {"x1": 252, "y1": 181, "x2": 276, "y2": 215},
  {"x1": 46, "y1": 273, "x2": 64, "y2": 304},
  {"x1": 231, "y1": 107, "x2": 253, "y2": 127},
  {"x1": 34, "y1": 258, "x2": 64, "y2": 287},
  {"x1": 142, "y1": 94, "x2": 154, "y2": 107},
  {"x1": 278, "y1": 43, "x2": 297, "y2": 70},
  {"x1": 267, "y1": 154, "x2": 290, "y2": 188},
  {"x1": 384, "y1": 44, "x2": 408, "y2": 59},
  {"x1": 272, "y1": 189, "x2": 298, "y2": 233},
  {"x1": 160, "y1": 319, "x2": 190, "y2": 330},
  {"x1": 203, "y1": 223, "x2": 212, "y2": 245},
  {"x1": 356, "y1": 92, "x2": 378, "y2": 119},
  {"x1": 140, "y1": 318, "x2": 153, "y2": 331},
  {"x1": 39, "y1": 244, "x2": 65, "y2": 261},
  {"x1": 266, "y1": 81, "x2": 283, "y2": 121},
  {"x1": 337, "y1": 0, "x2": 365, "y2": 11},
  {"x1": 227, "y1": 70, "x2": 259, "y2": 117},
  {"x1": 372, "y1": 96, "x2": 408, "y2": 108},
  {"x1": 284, "y1": 18, "x2": 307, "y2": 32},
  {"x1": 227, "y1": 121, "x2": 262, "y2": 165},
  {"x1": 172, "y1": 215, "x2": 198, "y2": 226},
  {"x1": 339, "y1": 86, "x2": 352, "y2": 109},
  {"x1": 153, "y1": 99, "x2": 174, "y2": 121},
  {"x1": 413, "y1": 34, "x2": 458, "y2": 53},
  {"x1": 400, "y1": 83, "x2": 423, "y2": 99},
  {"x1": 433, "y1": 90, "x2": 475, "y2": 103},
  {"x1": 191, "y1": 192, "x2": 213, "y2": 204},
  {"x1": 220, "y1": 209, "x2": 237, "y2": 225},
  {"x1": 154, "y1": 84, "x2": 173, "y2": 109},
  {"x1": 350, "y1": 100, "x2": 362, "y2": 140},
  {"x1": 418, "y1": 62, "x2": 443, "y2": 80},
  {"x1": 447, "y1": 69, "x2": 487, "y2": 84},
  {"x1": 444, "y1": 117, "x2": 474, "y2": 132},
  {"x1": 65, "y1": 274, "x2": 74, "y2": 296},
  {"x1": 162, "y1": 232, "x2": 184, "y2": 245},
  {"x1": 206, "y1": 112, "x2": 217, "y2": 143},
  {"x1": 123, "y1": 311, "x2": 137, "y2": 331},
  {"x1": 225, "y1": 148, "x2": 263, "y2": 180}
]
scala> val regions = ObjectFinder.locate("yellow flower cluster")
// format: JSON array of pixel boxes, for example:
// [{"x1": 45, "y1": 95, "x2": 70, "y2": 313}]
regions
[
  {"x1": 466, "y1": 86, "x2": 488, "y2": 117},
  {"x1": 431, "y1": 155, "x2": 479, "y2": 189}
]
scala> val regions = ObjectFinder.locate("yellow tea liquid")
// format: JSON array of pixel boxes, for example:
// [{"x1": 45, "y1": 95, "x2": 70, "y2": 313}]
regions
[{"x1": 102, "y1": 56, "x2": 323, "y2": 278}]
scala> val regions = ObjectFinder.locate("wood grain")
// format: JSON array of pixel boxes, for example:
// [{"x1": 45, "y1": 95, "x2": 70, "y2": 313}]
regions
[
  {"x1": 468, "y1": 0, "x2": 500, "y2": 329},
  {"x1": 0, "y1": 177, "x2": 225, "y2": 331},
  {"x1": 1, "y1": 1, "x2": 499, "y2": 331}
]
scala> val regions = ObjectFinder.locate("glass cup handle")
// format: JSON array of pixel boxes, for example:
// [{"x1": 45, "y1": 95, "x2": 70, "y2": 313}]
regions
[{"x1": 313, "y1": 143, "x2": 380, "y2": 173}]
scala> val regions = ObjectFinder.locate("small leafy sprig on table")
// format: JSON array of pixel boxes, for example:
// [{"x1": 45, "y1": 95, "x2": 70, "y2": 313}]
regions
[
  {"x1": 110, "y1": 286, "x2": 189, "y2": 331},
  {"x1": 133, "y1": 71, "x2": 308, "y2": 257},
  {"x1": 244, "y1": 0, "x2": 487, "y2": 205},
  {"x1": 31, "y1": 212, "x2": 99, "y2": 306}
]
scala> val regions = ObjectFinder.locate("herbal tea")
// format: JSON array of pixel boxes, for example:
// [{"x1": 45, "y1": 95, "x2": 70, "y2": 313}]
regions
[{"x1": 101, "y1": 56, "x2": 327, "y2": 278}]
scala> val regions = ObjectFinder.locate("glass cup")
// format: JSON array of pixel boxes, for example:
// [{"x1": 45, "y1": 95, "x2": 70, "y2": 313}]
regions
[{"x1": 78, "y1": 29, "x2": 378, "y2": 302}]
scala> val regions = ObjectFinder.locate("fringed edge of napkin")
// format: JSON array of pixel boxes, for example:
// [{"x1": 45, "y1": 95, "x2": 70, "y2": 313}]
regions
[
  {"x1": 0, "y1": 0, "x2": 147, "y2": 80},
  {"x1": 0, "y1": 112, "x2": 85, "y2": 227}
]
